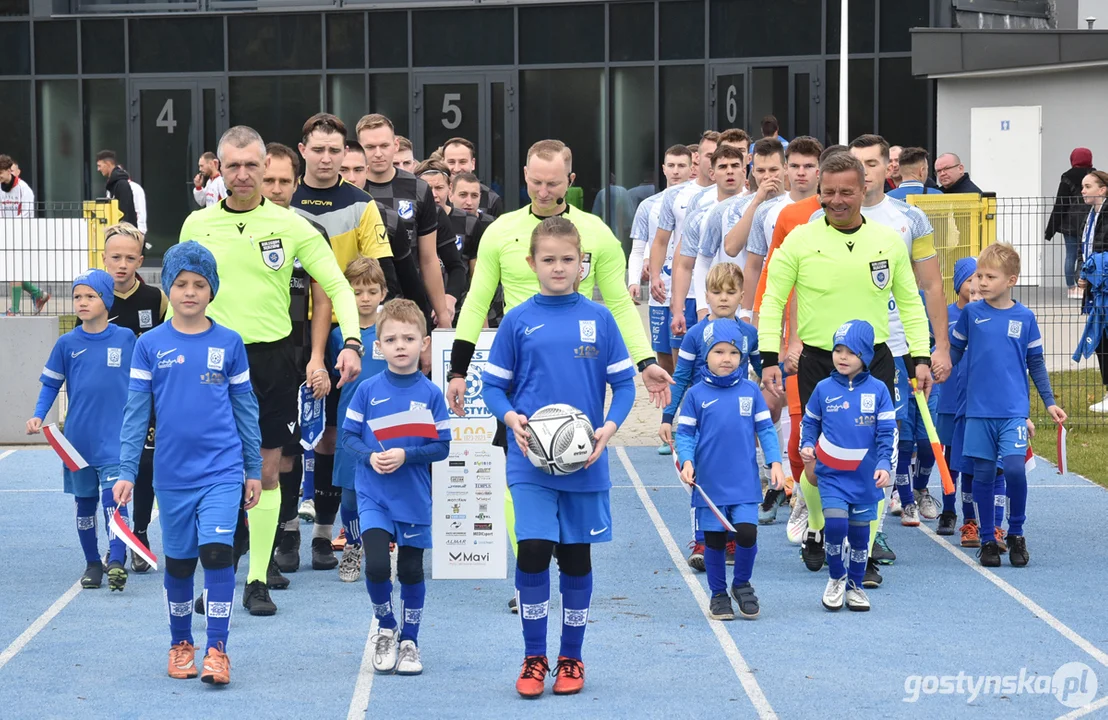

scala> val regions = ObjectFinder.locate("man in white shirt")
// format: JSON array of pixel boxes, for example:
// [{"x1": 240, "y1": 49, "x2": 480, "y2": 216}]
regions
[{"x1": 193, "y1": 151, "x2": 227, "y2": 207}]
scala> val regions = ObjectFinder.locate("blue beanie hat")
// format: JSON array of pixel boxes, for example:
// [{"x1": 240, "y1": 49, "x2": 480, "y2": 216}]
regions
[
  {"x1": 163, "y1": 241, "x2": 219, "y2": 298},
  {"x1": 953, "y1": 257, "x2": 977, "y2": 295},
  {"x1": 72, "y1": 269, "x2": 115, "y2": 311},
  {"x1": 831, "y1": 319, "x2": 875, "y2": 370},
  {"x1": 705, "y1": 319, "x2": 746, "y2": 353}
]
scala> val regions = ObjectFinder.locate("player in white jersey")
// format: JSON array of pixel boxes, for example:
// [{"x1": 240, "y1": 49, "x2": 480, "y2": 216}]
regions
[{"x1": 628, "y1": 145, "x2": 694, "y2": 316}]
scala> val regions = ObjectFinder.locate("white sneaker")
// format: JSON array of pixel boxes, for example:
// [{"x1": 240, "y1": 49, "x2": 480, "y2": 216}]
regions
[
  {"x1": 900, "y1": 502, "x2": 921, "y2": 527},
  {"x1": 396, "y1": 640, "x2": 423, "y2": 675},
  {"x1": 822, "y1": 576, "x2": 846, "y2": 611},
  {"x1": 845, "y1": 580, "x2": 871, "y2": 612},
  {"x1": 298, "y1": 498, "x2": 316, "y2": 523},
  {"x1": 338, "y1": 543, "x2": 363, "y2": 582},
  {"x1": 889, "y1": 492, "x2": 902, "y2": 517},
  {"x1": 915, "y1": 489, "x2": 941, "y2": 520},
  {"x1": 1090, "y1": 395, "x2": 1108, "y2": 413},
  {"x1": 786, "y1": 492, "x2": 809, "y2": 544},
  {"x1": 1069, "y1": 286, "x2": 1083, "y2": 300},
  {"x1": 371, "y1": 627, "x2": 399, "y2": 673}
]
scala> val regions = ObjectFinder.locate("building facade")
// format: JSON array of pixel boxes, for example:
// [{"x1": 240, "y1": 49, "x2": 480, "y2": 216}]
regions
[{"x1": 1, "y1": 0, "x2": 938, "y2": 254}]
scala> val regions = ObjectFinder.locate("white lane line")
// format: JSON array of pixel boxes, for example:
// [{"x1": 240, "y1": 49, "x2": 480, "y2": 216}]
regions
[
  {"x1": 1028, "y1": 485, "x2": 1101, "y2": 489},
  {"x1": 0, "y1": 489, "x2": 62, "y2": 493},
  {"x1": 0, "y1": 450, "x2": 16, "y2": 463},
  {"x1": 0, "y1": 507, "x2": 158, "y2": 672},
  {"x1": 346, "y1": 618, "x2": 381, "y2": 720},
  {"x1": 616, "y1": 447, "x2": 778, "y2": 720},
  {"x1": 918, "y1": 522, "x2": 1108, "y2": 668},
  {"x1": 610, "y1": 484, "x2": 685, "y2": 489},
  {"x1": 1055, "y1": 694, "x2": 1108, "y2": 719}
]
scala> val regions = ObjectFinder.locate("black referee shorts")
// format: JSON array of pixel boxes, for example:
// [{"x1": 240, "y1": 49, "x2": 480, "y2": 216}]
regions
[
  {"x1": 245, "y1": 337, "x2": 299, "y2": 451},
  {"x1": 797, "y1": 342, "x2": 896, "y2": 411}
]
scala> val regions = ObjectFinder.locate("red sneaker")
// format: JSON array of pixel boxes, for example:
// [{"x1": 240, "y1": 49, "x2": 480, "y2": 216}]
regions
[
  {"x1": 687, "y1": 541, "x2": 705, "y2": 572},
  {"x1": 552, "y1": 656, "x2": 585, "y2": 695},
  {"x1": 33, "y1": 292, "x2": 50, "y2": 315},
  {"x1": 167, "y1": 640, "x2": 198, "y2": 679},
  {"x1": 516, "y1": 655, "x2": 549, "y2": 698}
]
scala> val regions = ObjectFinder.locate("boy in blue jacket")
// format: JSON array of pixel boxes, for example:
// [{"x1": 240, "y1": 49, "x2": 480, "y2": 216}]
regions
[{"x1": 800, "y1": 320, "x2": 895, "y2": 613}]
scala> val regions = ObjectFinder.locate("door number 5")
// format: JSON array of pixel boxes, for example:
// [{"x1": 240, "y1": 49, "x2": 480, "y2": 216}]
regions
[
  {"x1": 156, "y1": 99, "x2": 177, "y2": 134},
  {"x1": 441, "y1": 93, "x2": 462, "y2": 130}
]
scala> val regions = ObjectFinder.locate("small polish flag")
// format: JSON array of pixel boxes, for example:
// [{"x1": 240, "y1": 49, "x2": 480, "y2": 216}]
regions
[
  {"x1": 692, "y1": 483, "x2": 737, "y2": 533},
  {"x1": 43, "y1": 423, "x2": 88, "y2": 471},
  {"x1": 369, "y1": 408, "x2": 441, "y2": 443},
  {"x1": 1056, "y1": 425, "x2": 1068, "y2": 475},
  {"x1": 1025, "y1": 444, "x2": 1036, "y2": 472},
  {"x1": 815, "y1": 435, "x2": 868, "y2": 472},
  {"x1": 109, "y1": 507, "x2": 158, "y2": 570}
]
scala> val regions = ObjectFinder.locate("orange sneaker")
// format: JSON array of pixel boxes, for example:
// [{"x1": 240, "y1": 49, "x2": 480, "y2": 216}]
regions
[
  {"x1": 200, "y1": 643, "x2": 231, "y2": 685},
  {"x1": 167, "y1": 641, "x2": 198, "y2": 679},
  {"x1": 994, "y1": 527, "x2": 1008, "y2": 553},
  {"x1": 516, "y1": 655, "x2": 549, "y2": 698},
  {"x1": 552, "y1": 656, "x2": 585, "y2": 695},
  {"x1": 960, "y1": 521, "x2": 980, "y2": 548}
]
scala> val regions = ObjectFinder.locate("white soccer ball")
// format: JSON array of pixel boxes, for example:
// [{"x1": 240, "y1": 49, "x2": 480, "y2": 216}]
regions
[{"x1": 525, "y1": 404, "x2": 596, "y2": 476}]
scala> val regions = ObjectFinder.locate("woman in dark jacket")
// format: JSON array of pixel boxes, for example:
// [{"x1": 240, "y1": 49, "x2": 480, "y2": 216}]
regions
[
  {"x1": 1046, "y1": 147, "x2": 1095, "y2": 299},
  {"x1": 1077, "y1": 170, "x2": 1108, "y2": 412}
]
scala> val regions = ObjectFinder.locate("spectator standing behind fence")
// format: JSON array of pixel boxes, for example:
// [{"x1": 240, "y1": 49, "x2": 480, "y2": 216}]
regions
[
  {"x1": 96, "y1": 150, "x2": 137, "y2": 228},
  {"x1": 1074, "y1": 170, "x2": 1108, "y2": 412},
  {"x1": 934, "y1": 153, "x2": 982, "y2": 194},
  {"x1": 0, "y1": 154, "x2": 34, "y2": 217},
  {"x1": 1045, "y1": 148, "x2": 1096, "y2": 300}
]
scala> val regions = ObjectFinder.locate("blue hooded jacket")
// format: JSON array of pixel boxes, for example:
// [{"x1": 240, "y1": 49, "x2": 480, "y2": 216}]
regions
[{"x1": 1074, "y1": 251, "x2": 1108, "y2": 362}]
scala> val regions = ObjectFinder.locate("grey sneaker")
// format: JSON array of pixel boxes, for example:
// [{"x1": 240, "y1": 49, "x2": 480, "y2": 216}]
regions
[
  {"x1": 338, "y1": 543, "x2": 363, "y2": 583},
  {"x1": 900, "y1": 503, "x2": 920, "y2": 527},
  {"x1": 371, "y1": 627, "x2": 399, "y2": 673},
  {"x1": 845, "y1": 580, "x2": 871, "y2": 612},
  {"x1": 822, "y1": 576, "x2": 846, "y2": 611},
  {"x1": 730, "y1": 582, "x2": 760, "y2": 620},
  {"x1": 915, "y1": 489, "x2": 941, "y2": 520},
  {"x1": 396, "y1": 639, "x2": 423, "y2": 675},
  {"x1": 709, "y1": 592, "x2": 734, "y2": 621}
]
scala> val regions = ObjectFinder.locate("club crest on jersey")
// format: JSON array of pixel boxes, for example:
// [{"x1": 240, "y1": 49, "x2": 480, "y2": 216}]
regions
[
  {"x1": 739, "y1": 397, "x2": 753, "y2": 416},
  {"x1": 107, "y1": 347, "x2": 122, "y2": 367},
  {"x1": 1008, "y1": 320, "x2": 1022, "y2": 338},
  {"x1": 410, "y1": 400, "x2": 427, "y2": 411},
  {"x1": 702, "y1": 323, "x2": 715, "y2": 347},
  {"x1": 579, "y1": 252, "x2": 592, "y2": 282},
  {"x1": 579, "y1": 320, "x2": 596, "y2": 343},
  {"x1": 397, "y1": 200, "x2": 414, "y2": 220},
  {"x1": 455, "y1": 234, "x2": 464, "y2": 251},
  {"x1": 138, "y1": 309, "x2": 153, "y2": 329},
  {"x1": 260, "y1": 239, "x2": 285, "y2": 270},
  {"x1": 207, "y1": 347, "x2": 225, "y2": 371},
  {"x1": 860, "y1": 393, "x2": 875, "y2": 413},
  {"x1": 869, "y1": 260, "x2": 889, "y2": 289}
]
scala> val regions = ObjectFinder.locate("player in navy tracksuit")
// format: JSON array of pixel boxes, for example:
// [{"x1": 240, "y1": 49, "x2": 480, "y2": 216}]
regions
[
  {"x1": 341, "y1": 299, "x2": 451, "y2": 677},
  {"x1": 800, "y1": 320, "x2": 895, "y2": 612},
  {"x1": 483, "y1": 217, "x2": 637, "y2": 699},
  {"x1": 27, "y1": 269, "x2": 136, "y2": 591},
  {"x1": 950, "y1": 243, "x2": 1066, "y2": 568},
  {"x1": 115, "y1": 242, "x2": 262, "y2": 685},
  {"x1": 675, "y1": 321, "x2": 783, "y2": 621}
]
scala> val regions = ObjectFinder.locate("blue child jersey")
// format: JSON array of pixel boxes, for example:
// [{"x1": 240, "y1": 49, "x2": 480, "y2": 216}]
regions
[
  {"x1": 801, "y1": 371, "x2": 897, "y2": 506},
  {"x1": 663, "y1": 316, "x2": 760, "y2": 423},
  {"x1": 483, "y1": 293, "x2": 636, "y2": 492},
  {"x1": 936, "y1": 302, "x2": 964, "y2": 416},
  {"x1": 950, "y1": 300, "x2": 1050, "y2": 419},
  {"x1": 675, "y1": 375, "x2": 779, "y2": 507},
  {"x1": 36, "y1": 324, "x2": 136, "y2": 467},
  {"x1": 341, "y1": 370, "x2": 451, "y2": 526},
  {"x1": 328, "y1": 324, "x2": 390, "y2": 486},
  {"x1": 128, "y1": 320, "x2": 256, "y2": 489}
]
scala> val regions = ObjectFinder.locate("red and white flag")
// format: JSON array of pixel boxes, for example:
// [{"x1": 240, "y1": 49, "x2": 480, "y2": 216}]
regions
[
  {"x1": 108, "y1": 507, "x2": 158, "y2": 570},
  {"x1": 692, "y1": 483, "x2": 737, "y2": 533},
  {"x1": 43, "y1": 423, "x2": 88, "y2": 472},
  {"x1": 815, "y1": 435, "x2": 867, "y2": 472},
  {"x1": 369, "y1": 408, "x2": 440, "y2": 443},
  {"x1": 1056, "y1": 425, "x2": 1068, "y2": 475},
  {"x1": 1025, "y1": 444, "x2": 1036, "y2": 473}
]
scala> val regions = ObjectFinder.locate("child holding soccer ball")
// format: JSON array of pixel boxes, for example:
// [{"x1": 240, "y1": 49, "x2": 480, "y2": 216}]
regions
[{"x1": 483, "y1": 216, "x2": 637, "y2": 699}]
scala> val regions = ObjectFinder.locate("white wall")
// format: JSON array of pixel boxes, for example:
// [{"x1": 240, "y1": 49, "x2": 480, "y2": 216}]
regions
[{"x1": 1080, "y1": 0, "x2": 1108, "y2": 27}]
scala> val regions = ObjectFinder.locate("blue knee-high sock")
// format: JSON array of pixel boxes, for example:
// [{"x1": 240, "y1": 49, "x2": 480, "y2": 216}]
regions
[
  {"x1": 302, "y1": 449, "x2": 315, "y2": 501},
  {"x1": 942, "y1": 448, "x2": 958, "y2": 513},
  {"x1": 704, "y1": 544, "x2": 727, "y2": 594},
  {"x1": 732, "y1": 524, "x2": 757, "y2": 585},
  {"x1": 367, "y1": 578, "x2": 397, "y2": 630},
  {"x1": 1001, "y1": 456, "x2": 1027, "y2": 536},
  {"x1": 101, "y1": 487, "x2": 127, "y2": 565},
  {"x1": 824, "y1": 517, "x2": 847, "y2": 579},
  {"x1": 399, "y1": 580, "x2": 426, "y2": 645},
  {"x1": 972, "y1": 459, "x2": 998, "y2": 541},
  {"x1": 75, "y1": 496, "x2": 100, "y2": 563},
  {"x1": 913, "y1": 442, "x2": 935, "y2": 491},
  {"x1": 994, "y1": 472, "x2": 1007, "y2": 531},
  {"x1": 340, "y1": 489, "x2": 361, "y2": 548},
  {"x1": 516, "y1": 568, "x2": 550, "y2": 657},
  {"x1": 163, "y1": 567, "x2": 195, "y2": 646},
  {"x1": 203, "y1": 563, "x2": 235, "y2": 651},
  {"x1": 961, "y1": 472, "x2": 976, "y2": 521},
  {"x1": 847, "y1": 523, "x2": 870, "y2": 587},
  {"x1": 559, "y1": 572, "x2": 592, "y2": 662},
  {"x1": 895, "y1": 441, "x2": 915, "y2": 506}
]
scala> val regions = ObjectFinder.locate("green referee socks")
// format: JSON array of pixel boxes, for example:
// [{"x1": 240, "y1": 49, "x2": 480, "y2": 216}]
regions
[
  {"x1": 247, "y1": 488, "x2": 281, "y2": 584},
  {"x1": 800, "y1": 474, "x2": 825, "y2": 531}
]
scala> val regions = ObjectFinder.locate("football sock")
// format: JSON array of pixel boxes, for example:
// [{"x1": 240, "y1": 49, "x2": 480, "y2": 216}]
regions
[
  {"x1": 246, "y1": 488, "x2": 280, "y2": 583},
  {"x1": 942, "y1": 447, "x2": 958, "y2": 513},
  {"x1": 341, "y1": 489, "x2": 361, "y2": 548},
  {"x1": 994, "y1": 472, "x2": 1008, "y2": 531},
  {"x1": 75, "y1": 496, "x2": 100, "y2": 563},
  {"x1": 399, "y1": 580, "x2": 426, "y2": 645},
  {"x1": 164, "y1": 568, "x2": 195, "y2": 646},
  {"x1": 895, "y1": 439, "x2": 915, "y2": 507},
  {"x1": 732, "y1": 523, "x2": 757, "y2": 586},
  {"x1": 912, "y1": 441, "x2": 935, "y2": 491},
  {"x1": 961, "y1": 471, "x2": 976, "y2": 521},
  {"x1": 847, "y1": 522, "x2": 870, "y2": 588},
  {"x1": 801, "y1": 474, "x2": 825, "y2": 531},
  {"x1": 516, "y1": 568, "x2": 549, "y2": 657},
  {"x1": 367, "y1": 578, "x2": 397, "y2": 631},
  {"x1": 1002, "y1": 455, "x2": 1027, "y2": 535},
  {"x1": 704, "y1": 544, "x2": 726, "y2": 594},
  {"x1": 972, "y1": 459, "x2": 998, "y2": 540},
  {"x1": 559, "y1": 572, "x2": 592, "y2": 661},
  {"x1": 203, "y1": 564, "x2": 235, "y2": 650},
  {"x1": 824, "y1": 516, "x2": 848, "y2": 579},
  {"x1": 101, "y1": 486, "x2": 127, "y2": 565}
]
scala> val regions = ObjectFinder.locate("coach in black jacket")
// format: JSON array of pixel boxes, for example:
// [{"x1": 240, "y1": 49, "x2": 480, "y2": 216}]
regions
[{"x1": 95, "y1": 149, "x2": 138, "y2": 227}]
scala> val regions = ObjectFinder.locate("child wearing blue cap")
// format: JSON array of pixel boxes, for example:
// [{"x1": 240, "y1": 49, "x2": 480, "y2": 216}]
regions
[
  {"x1": 113, "y1": 240, "x2": 262, "y2": 685},
  {"x1": 26, "y1": 268, "x2": 137, "y2": 591}
]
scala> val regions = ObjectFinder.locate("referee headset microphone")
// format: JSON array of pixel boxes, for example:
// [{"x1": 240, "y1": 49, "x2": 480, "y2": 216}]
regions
[{"x1": 555, "y1": 173, "x2": 574, "y2": 206}]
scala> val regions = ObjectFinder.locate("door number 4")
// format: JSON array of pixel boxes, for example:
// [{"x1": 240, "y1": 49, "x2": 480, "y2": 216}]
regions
[{"x1": 156, "y1": 99, "x2": 178, "y2": 134}]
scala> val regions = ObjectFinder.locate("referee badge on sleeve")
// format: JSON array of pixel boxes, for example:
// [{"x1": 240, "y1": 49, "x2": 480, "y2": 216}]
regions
[
  {"x1": 260, "y1": 239, "x2": 285, "y2": 270},
  {"x1": 869, "y1": 259, "x2": 889, "y2": 289}
]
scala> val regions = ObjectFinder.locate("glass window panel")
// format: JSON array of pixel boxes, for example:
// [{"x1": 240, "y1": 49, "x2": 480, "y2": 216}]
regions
[
  {"x1": 36, "y1": 80, "x2": 81, "y2": 203},
  {"x1": 827, "y1": 0, "x2": 876, "y2": 55},
  {"x1": 710, "y1": 0, "x2": 821, "y2": 58},
  {"x1": 137, "y1": 87, "x2": 193, "y2": 257},
  {"x1": 202, "y1": 87, "x2": 218, "y2": 155},
  {"x1": 609, "y1": 67, "x2": 655, "y2": 254},
  {"x1": 327, "y1": 12, "x2": 364, "y2": 69},
  {"x1": 0, "y1": 21, "x2": 29, "y2": 75},
  {"x1": 328, "y1": 74, "x2": 367, "y2": 138},
  {"x1": 370, "y1": 73, "x2": 409, "y2": 138},
  {"x1": 0, "y1": 81, "x2": 32, "y2": 188},
  {"x1": 229, "y1": 14, "x2": 321, "y2": 72},
  {"x1": 880, "y1": 0, "x2": 929, "y2": 53},
  {"x1": 84, "y1": 79, "x2": 127, "y2": 198},
  {"x1": 519, "y1": 5, "x2": 604, "y2": 64},
  {"x1": 369, "y1": 12, "x2": 407, "y2": 68},
  {"x1": 0, "y1": 0, "x2": 30, "y2": 16},
  {"x1": 491, "y1": 81, "x2": 507, "y2": 208},
  {"x1": 825, "y1": 59, "x2": 875, "y2": 145},
  {"x1": 229, "y1": 75, "x2": 322, "y2": 149},
  {"x1": 878, "y1": 57, "x2": 929, "y2": 149},
  {"x1": 659, "y1": 1, "x2": 703, "y2": 61},
  {"x1": 81, "y1": 20, "x2": 125, "y2": 75},
  {"x1": 750, "y1": 67, "x2": 789, "y2": 137},
  {"x1": 521, "y1": 68, "x2": 603, "y2": 211},
  {"x1": 130, "y1": 17, "x2": 223, "y2": 74},
  {"x1": 35, "y1": 21, "x2": 77, "y2": 75},
  {"x1": 610, "y1": 2, "x2": 653, "y2": 62},
  {"x1": 794, "y1": 72, "x2": 812, "y2": 138},
  {"x1": 412, "y1": 9, "x2": 512, "y2": 67},
  {"x1": 660, "y1": 65, "x2": 703, "y2": 158}
]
